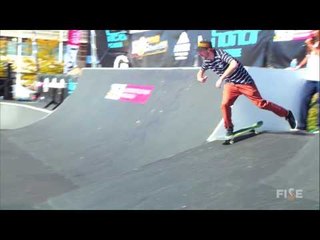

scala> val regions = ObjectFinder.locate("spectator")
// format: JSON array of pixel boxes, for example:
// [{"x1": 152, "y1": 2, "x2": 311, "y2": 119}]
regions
[{"x1": 293, "y1": 30, "x2": 319, "y2": 132}]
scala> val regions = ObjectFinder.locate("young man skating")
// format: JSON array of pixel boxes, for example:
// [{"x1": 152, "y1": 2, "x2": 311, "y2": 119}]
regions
[{"x1": 196, "y1": 41, "x2": 296, "y2": 136}]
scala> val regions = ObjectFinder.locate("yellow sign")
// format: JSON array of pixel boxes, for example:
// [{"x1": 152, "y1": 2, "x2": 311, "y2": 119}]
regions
[{"x1": 131, "y1": 35, "x2": 168, "y2": 58}]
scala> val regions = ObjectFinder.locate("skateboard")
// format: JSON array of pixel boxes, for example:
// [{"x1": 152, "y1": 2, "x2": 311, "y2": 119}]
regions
[{"x1": 223, "y1": 121, "x2": 263, "y2": 145}]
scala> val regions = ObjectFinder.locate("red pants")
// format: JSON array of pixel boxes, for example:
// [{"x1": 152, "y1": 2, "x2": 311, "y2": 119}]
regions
[{"x1": 221, "y1": 83, "x2": 289, "y2": 129}]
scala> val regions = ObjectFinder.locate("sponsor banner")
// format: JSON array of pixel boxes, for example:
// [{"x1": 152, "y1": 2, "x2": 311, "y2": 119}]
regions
[
  {"x1": 95, "y1": 30, "x2": 315, "y2": 69},
  {"x1": 208, "y1": 30, "x2": 273, "y2": 67},
  {"x1": 129, "y1": 30, "x2": 171, "y2": 67},
  {"x1": 67, "y1": 30, "x2": 81, "y2": 46},
  {"x1": 105, "y1": 84, "x2": 154, "y2": 104},
  {"x1": 105, "y1": 30, "x2": 128, "y2": 49},
  {"x1": 131, "y1": 34, "x2": 168, "y2": 58},
  {"x1": 266, "y1": 31, "x2": 308, "y2": 68},
  {"x1": 210, "y1": 30, "x2": 262, "y2": 58},
  {"x1": 273, "y1": 30, "x2": 313, "y2": 42},
  {"x1": 95, "y1": 30, "x2": 129, "y2": 67},
  {"x1": 127, "y1": 30, "x2": 271, "y2": 67},
  {"x1": 128, "y1": 30, "x2": 205, "y2": 67},
  {"x1": 173, "y1": 31, "x2": 191, "y2": 61}
]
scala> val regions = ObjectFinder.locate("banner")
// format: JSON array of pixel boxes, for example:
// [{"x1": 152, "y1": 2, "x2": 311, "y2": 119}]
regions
[
  {"x1": 128, "y1": 30, "x2": 206, "y2": 67},
  {"x1": 95, "y1": 30, "x2": 129, "y2": 68},
  {"x1": 67, "y1": 30, "x2": 81, "y2": 46},
  {"x1": 207, "y1": 30, "x2": 273, "y2": 67},
  {"x1": 272, "y1": 30, "x2": 313, "y2": 42},
  {"x1": 127, "y1": 30, "x2": 272, "y2": 68},
  {"x1": 266, "y1": 30, "x2": 312, "y2": 69},
  {"x1": 94, "y1": 30, "x2": 314, "y2": 69}
]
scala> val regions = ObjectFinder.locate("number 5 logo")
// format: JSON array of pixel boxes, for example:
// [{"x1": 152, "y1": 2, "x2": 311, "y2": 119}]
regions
[{"x1": 105, "y1": 84, "x2": 127, "y2": 100}]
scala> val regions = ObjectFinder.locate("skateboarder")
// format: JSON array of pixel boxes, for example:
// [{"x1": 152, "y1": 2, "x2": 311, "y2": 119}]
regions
[
  {"x1": 196, "y1": 41, "x2": 296, "y2": 136},
  {"x1": 292, "y1": 30, "x2": 319, "y2": 132}
]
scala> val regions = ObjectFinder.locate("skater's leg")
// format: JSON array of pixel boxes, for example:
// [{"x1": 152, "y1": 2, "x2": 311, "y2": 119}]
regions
[
  {"x1": 238, "y1": 83, "x2": 296, "y2": 128},
  {"x1": 238, "y1": 83, "x2": 288, "y2": 117},
  {"x1": 298, "y1": 81, "x2": 317, "y2": 130},
  {"x1": 221, "y1": 83, "x2": 240, "y2": 131}
]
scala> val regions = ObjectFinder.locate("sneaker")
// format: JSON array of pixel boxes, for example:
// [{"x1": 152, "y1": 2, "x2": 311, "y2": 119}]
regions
[
  {"x1": 285, "y1": 110, "x2": 297, "y2": 129},
  {"x1": 309, "y1": 128, "x2": 319, "y2": 134},
  {"x1": 226, "y1": 127, "x2": 234, "y2": 136}
]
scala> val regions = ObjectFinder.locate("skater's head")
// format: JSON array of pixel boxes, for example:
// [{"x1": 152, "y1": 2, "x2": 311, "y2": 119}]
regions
[
  {"x1": 311, "y1": 30, "x2": 319, "y2": 40},
  {"x1": 198, "y1": 41, "x2": 212, "y2": 49},
  {"x1": 305, "y1": 30, "x2": 320, "y2": 52},
  {"x1": 197, "y1": 41, "x2": 215, "y2": 60}
]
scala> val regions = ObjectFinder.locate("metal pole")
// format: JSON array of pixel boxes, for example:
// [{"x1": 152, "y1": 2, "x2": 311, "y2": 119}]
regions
[
  {"x1": 90, "y1": 30, "x2": 98, "y2": 67},
  {"x1": 16, "y1": 32, "x2": 22, "y2": 86},
  {"x1": 58, "y1": 30, "x2": 64, "y2": 62},
  {"x1": 12, "y1": 31, "x2": 23, "y2": 99}
]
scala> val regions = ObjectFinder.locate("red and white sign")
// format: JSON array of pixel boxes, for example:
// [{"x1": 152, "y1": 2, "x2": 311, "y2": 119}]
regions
[
  {"x1": 105, "y1": 84, "x2": 154, "y2": 104},
  {"x1": 67, "y1": 30, "x2": 81, "y2": 46},
  {"x1": 273, "y1": 30, "x2": 313, "y2": 42}
]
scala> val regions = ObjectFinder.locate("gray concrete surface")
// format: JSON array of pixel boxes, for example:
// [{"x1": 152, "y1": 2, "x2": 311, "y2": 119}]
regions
[
  {"x1": 1, "y1": 68, "x2": 319, "y2": 210},
  {"x1": 0, "y1": 102, "x2": 51, "y2": 129}
]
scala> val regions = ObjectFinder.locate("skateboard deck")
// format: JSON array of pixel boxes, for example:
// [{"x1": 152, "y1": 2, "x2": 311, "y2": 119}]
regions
[{"x1": 223, "y1": 121, "x2": 263, "y2": 145}]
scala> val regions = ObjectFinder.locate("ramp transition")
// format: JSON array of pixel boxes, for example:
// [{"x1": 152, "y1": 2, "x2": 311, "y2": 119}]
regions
[{"x1": 1, "y1": 68, "x2": 318, "y2": 209}]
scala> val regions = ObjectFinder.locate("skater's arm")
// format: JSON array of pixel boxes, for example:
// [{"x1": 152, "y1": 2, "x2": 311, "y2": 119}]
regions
[
  {"x1": 294, "y1": 56, "x2": 308, "y2": 70},
  {"x1": 197, "y1": 69, "x2": 208, "y2": 83},
  {"x1": 215, "y1": 60, "x2": 238, "y2": 88}
]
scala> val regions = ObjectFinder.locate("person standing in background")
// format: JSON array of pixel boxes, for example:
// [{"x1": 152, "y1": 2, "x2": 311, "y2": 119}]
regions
[{"x1": 293, "y1": 30, "x2": 320, "y2": 132}]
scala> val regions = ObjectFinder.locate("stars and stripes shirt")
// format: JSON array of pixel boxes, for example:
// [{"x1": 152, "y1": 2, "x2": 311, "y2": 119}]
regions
[{"x1": 201, "y1": 49, "x2": 254, "y2": 84}]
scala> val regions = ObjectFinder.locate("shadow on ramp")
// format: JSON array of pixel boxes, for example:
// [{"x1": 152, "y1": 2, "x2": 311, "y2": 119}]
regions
[{"x1": 263, "y1": 130, "x2": 318, "y2": 137}]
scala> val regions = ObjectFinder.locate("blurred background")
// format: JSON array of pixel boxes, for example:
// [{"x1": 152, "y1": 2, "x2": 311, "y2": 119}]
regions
[{"x1": 0, "y1": 30, "x2": 318, "y2": 130}]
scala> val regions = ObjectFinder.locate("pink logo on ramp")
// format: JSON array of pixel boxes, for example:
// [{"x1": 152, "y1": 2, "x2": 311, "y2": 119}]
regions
[{"x1": 105, "y1": 84, "x2": 154, "y2": 104}]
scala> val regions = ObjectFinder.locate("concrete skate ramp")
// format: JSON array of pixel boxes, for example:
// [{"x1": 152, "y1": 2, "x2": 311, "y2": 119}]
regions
[
  {"x1": 1, "y1": 68, "x2": 222, "y2": 209},
  {"x1": 0, "y1": 102, "x2": 51, "y2": 129},
  {"x1": 36, "y1": 132, "x2": 319, "y2": 210},
  {"x1": 1, "y1": 68, "x2": 318, "y2": 209}
]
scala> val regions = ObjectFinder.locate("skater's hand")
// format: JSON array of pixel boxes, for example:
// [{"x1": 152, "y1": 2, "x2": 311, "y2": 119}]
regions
[
  {"x1": 293, "y1": 66, "x2": 301, "y2": 71},
  {"x1": 287, "y1": 66, "x2": 300, "y2": 71},
  {"x1": 197, "y1": 76, "x2": 208, "y2": 83},
  {"x1": 215, "y1": 77, "x2": 224, "y2": 88}
]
